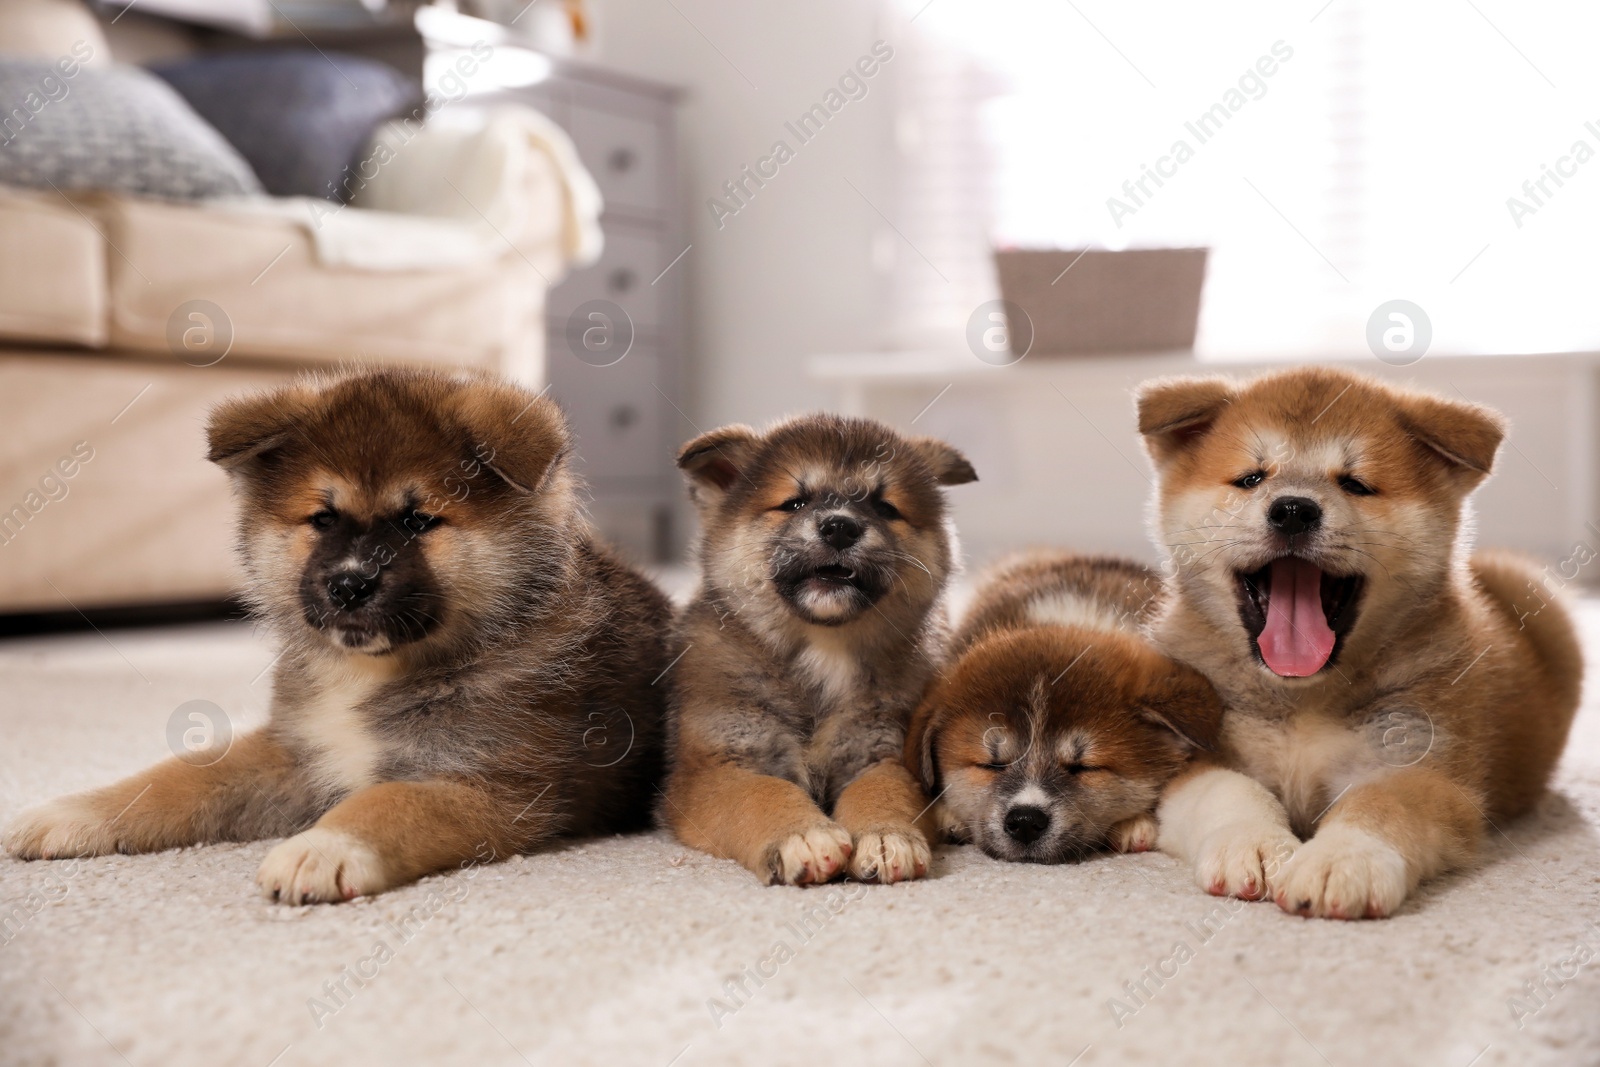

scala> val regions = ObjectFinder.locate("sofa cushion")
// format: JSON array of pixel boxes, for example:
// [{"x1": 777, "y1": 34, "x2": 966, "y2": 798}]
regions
[
  {"x1": 154, "y1": 51, "x2": 423, "y2": 201},
  {"x1": 0, "y1": 186, "x2": 105, "y2": 346},
  {"x1": 0, "y1": 349, "x2": 282, "y2": 611},
  {"x1": 0, "y1": 58, "x2": 262, "y2": 200},
  {"x1": 0, "y1": 0, "x2": 110, "y2": 70},
  {"x1": 98, "y1": 195, "x2": 548, "y2": 381}
]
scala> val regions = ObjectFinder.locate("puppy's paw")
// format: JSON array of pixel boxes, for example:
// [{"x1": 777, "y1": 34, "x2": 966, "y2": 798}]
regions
[
  {"x1": 257, "y1": 828, "x2": 387, "y2": 905},
  {"x1": 1192, "y1": 821, "x2": 1299, "y2": 901},
  {"x1": 6, "y1": 793, "x2": 128, "y2": 859},
  {"x1": 764, "y1": 823, "x2": 852, "y2": 887},
  {"x1": 850, "y1": 827, "x2": 930, "y2": 884},
  {"x1": 1109, "y1": 813, "x2": 1159, "y2": 854},
  {"x1": 1273, "y1": 824, "x2": 1409, "y2": 920}
]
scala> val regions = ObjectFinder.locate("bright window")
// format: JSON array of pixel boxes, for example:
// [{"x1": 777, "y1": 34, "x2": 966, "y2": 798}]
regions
[{"x1": 895, "y1": 0, "x2": 1600, "y2": 356}]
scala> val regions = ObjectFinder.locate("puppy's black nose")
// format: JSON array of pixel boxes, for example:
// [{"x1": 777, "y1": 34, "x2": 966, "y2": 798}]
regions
[
  {"x1": 327, "y1": 570, "x2": 375, "y2": 609},
  {"x1": 1004, "y1": 805, "x2": 1050, "y2": 845},
  {"x1": 1268, "y1": 496, "x2": 1322, "y2": 537},
  {"x1": 818, "y1": 514, "x2": 863, "y2": 550}
]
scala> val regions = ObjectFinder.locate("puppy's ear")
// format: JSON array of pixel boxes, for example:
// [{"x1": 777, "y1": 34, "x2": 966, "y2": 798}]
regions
[
  {"x1": 207, "y1": 385, "x2": 316, "y2": 471},
  {"x1": 905, "y1": 695, "x2": 944, "y2": 795},
  {"x1": 1135, "y1": 658, "x2": 1223, "y2": 754},
  {"x1": 908, "y1": 435, "x2": 978, "y2": 486},
  {"x1": 455, "y1": 384, "x2": 570, "y2": 494},
  {"x1": 1395, "y1": 390, "x2": 1506, "y2": 488},
  {"x1": 1135, "y1": 376, "x2": 1233, "y2": 468},
  {"x1": 677, "y1": 424, "x2": 759, "y2": 499}
]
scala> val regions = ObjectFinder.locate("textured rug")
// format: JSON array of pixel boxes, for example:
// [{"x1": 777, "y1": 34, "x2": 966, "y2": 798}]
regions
[{"x1": 2, "y1": 604, "x2": 1598, "y2": 1067}]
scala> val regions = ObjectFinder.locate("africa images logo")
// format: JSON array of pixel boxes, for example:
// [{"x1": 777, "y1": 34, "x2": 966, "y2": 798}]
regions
[
  {"x1": 1106, "y1": 40, "x2": 1294, "y2": 228},
  {"x1": 706, "y1": 41, "x2": 895, "y2": 229}
]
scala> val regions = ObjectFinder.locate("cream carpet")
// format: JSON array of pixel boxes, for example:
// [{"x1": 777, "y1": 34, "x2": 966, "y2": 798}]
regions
[{"x1": 3, "y1": 604, "x2": 1600, "y2": 1067}]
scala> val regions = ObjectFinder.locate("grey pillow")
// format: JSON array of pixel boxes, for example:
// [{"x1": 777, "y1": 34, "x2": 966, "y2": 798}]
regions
[
  {"x1": 0, "y1": 58, "x2": 262, "y2": 201},
  {"x1": 153, "y1": 51, "x2": 423, "y2": 202}
]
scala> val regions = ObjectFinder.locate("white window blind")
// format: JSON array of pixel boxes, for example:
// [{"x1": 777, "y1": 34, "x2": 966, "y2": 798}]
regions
[{"x1": 889, "y1": 0, "x2": 1600, "y2": 357}]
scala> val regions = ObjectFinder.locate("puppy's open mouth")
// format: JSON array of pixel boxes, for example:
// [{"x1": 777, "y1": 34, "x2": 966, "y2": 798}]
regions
[
  {"x1": 810, "y1": 564, "x2": 857, "y2": 585},
  {"x1": 774, "y1": 556, "x2": 887, "y2": 624},
  {"x1": 1237, "y1": 556, "x2": 1363, "y2": 678}
]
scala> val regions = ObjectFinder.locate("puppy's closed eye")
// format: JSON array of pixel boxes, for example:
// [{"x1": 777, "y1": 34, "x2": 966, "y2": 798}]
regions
[
  {"x1": 403, "y1": 508, "x2": 444, "y2": 532},
  {"x1": 1062, "y1": 762, "x2": 1107, "y2": 775}
]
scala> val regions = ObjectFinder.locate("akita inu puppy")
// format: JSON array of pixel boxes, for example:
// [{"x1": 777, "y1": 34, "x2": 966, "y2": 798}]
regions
[
  {"x1": 663, "y1": 414, "x2": 976, "y2": 885},
  {"x1": 1136, "y1": 366, "x2": 1581, "y2": 919},
  {"x1": 908, "y1": 552, "x2": 1222, "y2": 864},
  {"x1": 7, "y1": 369, "x2": 671, "y2": 904}
]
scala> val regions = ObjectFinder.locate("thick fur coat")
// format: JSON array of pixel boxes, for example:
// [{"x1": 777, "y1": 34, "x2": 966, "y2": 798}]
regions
[
  {"x1": 1137, "y1": 366, "x2": 1582, "y2": 918},
  {"x1": 7, "y1": 369, "x2": 670, "y2": 904},
  {"x1": 662, "y1": 414, "x2": 976, "y2": 885}
]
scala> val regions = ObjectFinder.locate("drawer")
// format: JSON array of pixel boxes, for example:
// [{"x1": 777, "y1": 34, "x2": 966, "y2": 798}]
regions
[
  {"x1": 547, "y1": 228, "x2": 664, "y2": 335},
  {"x1": 549, "y1": 346, "x2": 667, "y2": 488},
  {"x1": 569, "y1": 105, "x2": 663, "y2": 216}
]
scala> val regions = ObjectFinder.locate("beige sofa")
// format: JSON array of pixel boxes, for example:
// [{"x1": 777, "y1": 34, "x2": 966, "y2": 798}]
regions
[{"x1": 0, "y1": 3, "x2": 579, "y2": 614}]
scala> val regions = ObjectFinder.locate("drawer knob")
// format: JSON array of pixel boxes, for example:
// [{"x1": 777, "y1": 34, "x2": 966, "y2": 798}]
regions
[
  {"x1": 609, "y1": 268, "x2": 636, "y2": 293},
  {"x1": 610, "y1": 404, "x2": 639, "y2": 430},
  {"x1": 608, "y1": 147, "x2": 636, "y2": 173}
]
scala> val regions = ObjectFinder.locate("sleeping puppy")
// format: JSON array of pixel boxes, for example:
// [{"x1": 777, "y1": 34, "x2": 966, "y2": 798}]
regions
[
  {"x1": 907, "y1": 552, "x2": 1222, "y2": 863},
  {"x1": 1137, "y1": 365, "x2": 1582, "y2": 919},
  {"x1": 6, "y1": 369, "x2": 671, "y2": 904},
  {"x1": 663, "y1": 414, "x2": 977, "y2": 885}
]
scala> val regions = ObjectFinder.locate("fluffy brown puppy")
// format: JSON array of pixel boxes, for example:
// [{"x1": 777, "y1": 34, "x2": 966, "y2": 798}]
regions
[
  {"x1": 1136, "y1": 365, "x2": 1582, "y2": 919},
  {"x1": 6, "y1": 369, "x2": 670, "y2": 904},
  {"x1": 663, "y1": 414, "x2": 976, "y2": 885},
  {"x1": 907, "y1": 552, "x2": 1222, "y2": 863}
]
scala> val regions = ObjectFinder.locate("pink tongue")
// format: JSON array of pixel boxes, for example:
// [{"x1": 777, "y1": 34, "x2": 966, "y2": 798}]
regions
[{"x1": 1257, "y1": 557, "x2": 1335, "y2": 677}]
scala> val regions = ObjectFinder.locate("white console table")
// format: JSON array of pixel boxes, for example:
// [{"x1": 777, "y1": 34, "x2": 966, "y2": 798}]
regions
[{"x1": 808, "y1": 350, "x2": 1600, "y2": 578}]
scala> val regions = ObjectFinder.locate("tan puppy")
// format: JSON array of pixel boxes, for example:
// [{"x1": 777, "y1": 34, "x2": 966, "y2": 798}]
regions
[
  {"x1": 907, "y1": 552, "x2": 1222, "y2": 863},
  {"x1": 663, "y1": 414, "x2": 976, "y2": 885},
  {"x1": 6, "y1": 369, "x2": 671, "y2": 903},
  {"x1": 1136, "y1": 365, "x2": 1582, "y2": 919}
]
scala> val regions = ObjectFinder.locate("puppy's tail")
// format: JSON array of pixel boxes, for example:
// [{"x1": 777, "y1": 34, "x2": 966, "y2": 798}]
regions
[{"x1": 1470, "y1": 548, "x2": 1584, "y2": 817}]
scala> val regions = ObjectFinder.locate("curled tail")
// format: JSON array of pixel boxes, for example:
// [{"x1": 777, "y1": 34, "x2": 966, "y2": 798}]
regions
[
  {"x1": 1471, "y1": 549, "x2": 1584, "y2": 817},
  {"x1": 1472, "y1": 550, "x2": 1583, "y2": 701}
]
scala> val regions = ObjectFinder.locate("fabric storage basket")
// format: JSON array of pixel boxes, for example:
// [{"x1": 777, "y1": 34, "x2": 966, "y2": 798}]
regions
[{"x1": 993, "y1": 247, "x2": 1208, "y2": 357}]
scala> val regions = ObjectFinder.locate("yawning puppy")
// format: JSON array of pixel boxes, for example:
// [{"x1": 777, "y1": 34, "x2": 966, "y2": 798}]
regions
[
  {"x1": 7, "y1": 369, "x2": 671, "y2": 903},
  {"x1": 663, "y1": 414, "x2": 977, "y2": 885},
  {"x1": 1137, "y1": 366, "x2": 1582, "y2": 919},
  {"x1": 907, "y1": 552, "x2": 1222, "y2": 863}
]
